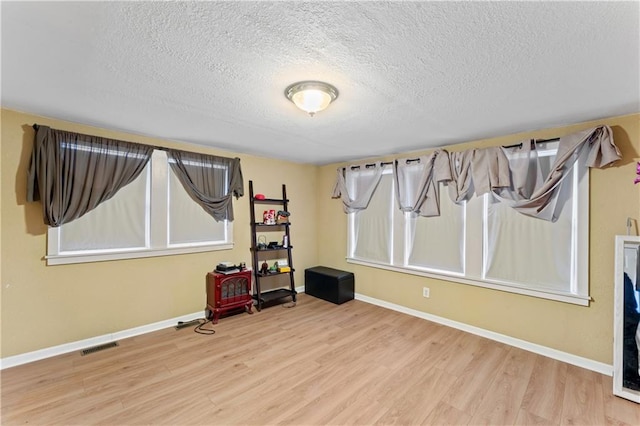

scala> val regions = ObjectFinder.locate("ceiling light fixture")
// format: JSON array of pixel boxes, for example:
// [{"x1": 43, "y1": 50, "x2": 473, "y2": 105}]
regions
[{"x1": 285, "y1": 81, "x2": 339, "y2": 117}]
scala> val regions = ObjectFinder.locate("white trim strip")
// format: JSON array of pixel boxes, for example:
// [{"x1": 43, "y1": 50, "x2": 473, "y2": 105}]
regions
[
  {"x1": 354, "y1": 292, "x2": 612, "y2": 376},
  {"x1": 347, "y1": 258, "x2": 591, "y2": 306},
  {"x1": 1, "y1": 289, "x2": 308, "y2": 370},
  {"x1": 2, "y1": 287, "x2": 609, "y2": 376},
  {"x1": 46, "y1": 243, "x2": 234, "y2": 265},
  {"x1": 0, "y1": 311, "x2": 203, "y2": 370}
]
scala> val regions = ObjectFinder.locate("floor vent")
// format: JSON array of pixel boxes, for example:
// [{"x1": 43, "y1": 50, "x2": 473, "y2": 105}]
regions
[
  {"x1": 80, "y1": 341, "x2": 119, "y2": 356},
  {"x1": 175, "y1": 319, "x2": 201, "y2": 330}
]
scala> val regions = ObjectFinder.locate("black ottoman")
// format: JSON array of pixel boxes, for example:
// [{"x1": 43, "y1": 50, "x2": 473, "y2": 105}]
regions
[{"x1": 305, "y1": 266, "x2": 354, "y2": 304}]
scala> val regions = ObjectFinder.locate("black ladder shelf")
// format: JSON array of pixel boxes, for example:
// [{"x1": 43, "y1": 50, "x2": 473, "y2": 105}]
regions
[{"x1": 248, "y1": 181, "x2": 297, "y2": 311}]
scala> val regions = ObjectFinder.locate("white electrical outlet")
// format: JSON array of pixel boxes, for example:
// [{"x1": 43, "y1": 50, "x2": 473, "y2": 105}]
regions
[{"x1": 422, "y1": 287, "x2": 430, "y2": 298}]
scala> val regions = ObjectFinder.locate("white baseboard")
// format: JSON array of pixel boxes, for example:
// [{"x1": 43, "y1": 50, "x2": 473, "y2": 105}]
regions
[
  {"x1": 0, "y1": 311, "x2": 203, "y2": 370},
  {"x1": 2, "y1": 288, "x2": 611, "y2": 376},
  {"x1": 355, "y1": 293, "x2": 613, "y2": 376},
  {"x1": 2, "y1": 288, "x2": 308, "y2": 370}
]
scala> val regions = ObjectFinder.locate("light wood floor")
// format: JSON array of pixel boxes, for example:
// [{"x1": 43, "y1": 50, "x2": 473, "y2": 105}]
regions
[{"x1": 2, "y1": 294, "x2": 639, "y2": 425}]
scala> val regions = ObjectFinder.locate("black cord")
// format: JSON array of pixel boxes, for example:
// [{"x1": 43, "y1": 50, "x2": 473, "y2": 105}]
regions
[
  {"x1": 194, "y1": 318, "x2": 216, "y2": 335},
  {"x1": 177, "y1": 318, "x2": 216, "y2": 335}
]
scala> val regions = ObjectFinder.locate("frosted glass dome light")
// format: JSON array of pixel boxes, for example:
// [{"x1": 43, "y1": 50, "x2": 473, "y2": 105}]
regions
[{"x1": 285, "y1": 81, "x2": 339, "y2": 116}]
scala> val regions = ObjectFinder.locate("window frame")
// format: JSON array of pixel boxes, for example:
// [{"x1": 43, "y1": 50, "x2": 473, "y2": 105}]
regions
[
  {"x1": 46, "y1": 150, "x2": 234, "y2": 265},
  {"x1": 346, "y1": 144, "x2": 590, "y2": 306}
]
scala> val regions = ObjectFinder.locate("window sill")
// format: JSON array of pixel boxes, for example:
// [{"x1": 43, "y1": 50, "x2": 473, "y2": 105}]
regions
[
  {"x1": 346, "y1": 258, "x2": 590, "y2": 306},
  {"x1": 46, "y1": 243, "x2": 234, "y2": 265}
]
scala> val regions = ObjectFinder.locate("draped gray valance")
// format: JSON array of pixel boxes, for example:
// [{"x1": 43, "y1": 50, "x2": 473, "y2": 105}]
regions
[
  {"x1": 394, "y1": 150, "x2": 451, "y2": 217},
  {"x1": 167, "y1": 149, "x2": 243, "y2": 222},
  {"x1": 27, "y1": 125, "x2": 153, "y2": 227},
  {"x1": 332, "y1": 162, "x2": 386, "y2": 213},
  {"x1": 332, "y1": 125, "x2": 621, "y2": 221},
  {"x1": 493, "y1": 125, "x2": 619, "y2": 220},
  {"x1": 27, "y1": 124, "x2": 244, "y2": 227},
  {"x1": 447, "y1": 150, "x2": 474, "y2": 203},
  {"x1": 445, "y1": 146, "x2": 512, "y2": 203}
]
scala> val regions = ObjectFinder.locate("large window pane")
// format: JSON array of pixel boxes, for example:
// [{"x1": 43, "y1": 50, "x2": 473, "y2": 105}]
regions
[
  {"x1": 407, "y1": 183, "x2": 465, "y2": 273},
  {"x1": 168, "y1": 169, "x2": 227, "y2": 245},
  {"x1": 59, "y1": 165, "x2": 149, "y2": 252},
  {"x1": 483, "y1": 148, "x2": 576, "y2": 291},
  {"x1": 483, "y1": 187, "x2": 573, "y2": 291},
  {"x1": 352, "y1": 174, "x2": 393, "y2": 263}
]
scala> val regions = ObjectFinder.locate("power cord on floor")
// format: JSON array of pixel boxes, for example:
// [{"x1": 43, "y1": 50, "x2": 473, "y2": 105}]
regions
[
  {"x1": 176, "y1": 318, "x2": 216, "y2": 335},
  {"x1": 177, "y1": 301, "x2": 295, "y2": 333},
  {"x1": 194, "y1": 319, "x2": 216, "y2": 335}
]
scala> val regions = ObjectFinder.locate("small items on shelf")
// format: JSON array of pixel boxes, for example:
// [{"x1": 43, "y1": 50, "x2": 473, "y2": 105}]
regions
[
  {"x1": 249, "y1": 180, "x2": 297, "y2": 311},
  {"x1": 258, "y1": 260, "x2": 289, "y2": 275},
  {"x1": 263, "y1": 209, "x2": 276, "y2": 225},
  {"x1": 276, "y1": 210, "x2": 290, "y2": 224}
]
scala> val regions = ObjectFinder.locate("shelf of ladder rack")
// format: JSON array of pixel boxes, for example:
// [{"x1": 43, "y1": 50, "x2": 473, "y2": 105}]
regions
[{"x1": 248, "y1": 180, "x2": 297, "y2": 311}]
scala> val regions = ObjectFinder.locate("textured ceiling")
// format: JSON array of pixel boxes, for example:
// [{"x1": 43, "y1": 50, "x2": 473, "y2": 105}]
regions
[{"x1": 2, "y1": 1, "x2": 639, "y2": 165}]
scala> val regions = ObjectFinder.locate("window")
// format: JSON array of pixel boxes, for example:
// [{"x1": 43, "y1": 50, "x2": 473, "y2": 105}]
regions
[
  {"x1": 349, "y1": 170, "x2": 394, "y2": 263},
  {"x1": 406, "y1": 184, "x2": 466, "y2": 274},
  {"x1": 347, "y1": 141, "x2": 590, "y2": 305},
  {"x1": 47, "y1": 150, "x2": 233, "y2": 265},
  {"x1": 167, "y1": 155, "x2": 230, "y2": 246}
]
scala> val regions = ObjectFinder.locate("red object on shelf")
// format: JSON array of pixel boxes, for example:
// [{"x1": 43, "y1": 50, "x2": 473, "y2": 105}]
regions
[{"x1": 263, "y1": 209, "x2": 276, "y2": 224}]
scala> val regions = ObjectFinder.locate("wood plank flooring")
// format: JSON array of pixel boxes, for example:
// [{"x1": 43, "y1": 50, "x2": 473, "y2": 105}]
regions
[{"x1": 2, "y1": 294, "x2": 638, "y2": 425}]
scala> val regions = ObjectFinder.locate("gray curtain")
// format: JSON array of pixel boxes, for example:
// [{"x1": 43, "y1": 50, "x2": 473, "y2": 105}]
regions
[
  {"x1": 332, "y1": 127, "x2": 620, "y2": 221},
  {"x1": 394, "y1": 150, "x2": 451, "y2": 217},
  {"x1": 27, "y1": 125, "x2": 153, "y2": 227},
  {"x1": 167, "y1": 149, "x2": 243, "y2": 222},
  {"x1": 495, "y1": 125, "x2": 620, "y2": 220},
  {"x1": 446, "y1": 147, "x2": 510, "y2": 203},
  {"x1": 332, "y1": 163, "x2": 385, "y2": 213},
  {"x1": 471, "y1": 146, "x2": 511, "y2": 196},
  {"x1": 448, "y1": 150, "x2": 474, "y2": 203}
]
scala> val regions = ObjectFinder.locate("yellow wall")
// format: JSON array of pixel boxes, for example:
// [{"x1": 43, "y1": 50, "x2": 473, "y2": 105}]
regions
[
  {"x1": 2, "y1": 108, "x2": 639, "y2": 365},
  {"x1": 317, "y1": 114, "x2": 640, "y2": 364},
  {"x1": 0, "y1": 108, "x2": 318, "y2": 357}
]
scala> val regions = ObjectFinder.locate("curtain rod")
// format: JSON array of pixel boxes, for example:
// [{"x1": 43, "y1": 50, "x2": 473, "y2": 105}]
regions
[
  {"x1": 347, "y1": 161, "x2": 394, "y2": 170},
  {"x1": 503, "y1": 137, "x2": 560, "y2": 149},
  {"x1": 33, "y1": 123, "x2": 177, "y2": 153},
  {"x1": 343, "y1": 136, "x2": 562, "y2": 171},
  {"x1": 344, "y1": 158, "x2": 423, "y2": 171}
]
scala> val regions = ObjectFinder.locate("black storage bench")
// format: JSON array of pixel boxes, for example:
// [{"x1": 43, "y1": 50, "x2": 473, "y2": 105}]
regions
[{"x1": 305, "y1": 266, "x2": 354, "y2": 304}]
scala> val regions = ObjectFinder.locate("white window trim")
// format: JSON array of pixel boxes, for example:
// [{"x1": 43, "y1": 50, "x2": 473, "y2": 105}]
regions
[
  {"x1": 45, "y1": 243, "x2": 234, "y2": 265},
  {"x1": 346, "y1": 257, "x2": 590, "y2": 306}
]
